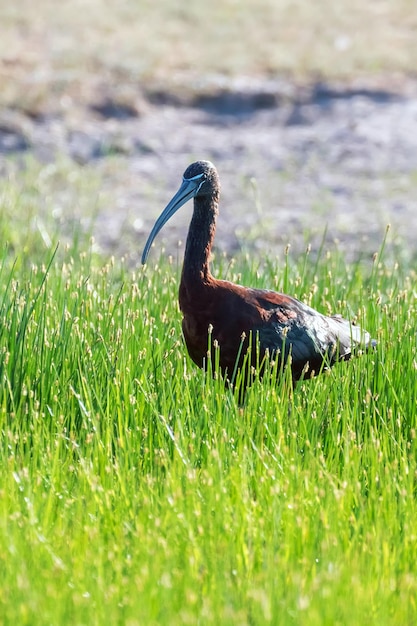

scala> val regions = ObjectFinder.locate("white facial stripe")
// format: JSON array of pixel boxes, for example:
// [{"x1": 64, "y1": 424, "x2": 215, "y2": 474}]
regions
[{"x1": 183, "y1": 173, "x2": 205, "y2": 182}]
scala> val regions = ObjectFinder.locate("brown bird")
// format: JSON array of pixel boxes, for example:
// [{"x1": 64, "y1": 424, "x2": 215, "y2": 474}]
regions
[{"x1": 142, "y1": 160, "x2": 374, "y2": 386}]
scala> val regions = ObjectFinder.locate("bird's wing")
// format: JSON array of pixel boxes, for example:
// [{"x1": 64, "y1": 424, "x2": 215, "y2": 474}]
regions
[{"x1": 246, "y1": 288, "x2": 372, "y2": 377}]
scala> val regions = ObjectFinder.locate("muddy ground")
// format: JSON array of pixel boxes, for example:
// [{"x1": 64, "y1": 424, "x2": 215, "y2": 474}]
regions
[{"x1": 1, "y1": 77, "x2": 416, "y2": 263}]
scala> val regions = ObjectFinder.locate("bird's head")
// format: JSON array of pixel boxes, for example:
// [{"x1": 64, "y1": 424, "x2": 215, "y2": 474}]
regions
[
  {"x1": 182, "y1": 160, "x2": 219, "y2": 198},
  {"x1": 141, "y1": 160, "x2": 219, "y2": 264}
]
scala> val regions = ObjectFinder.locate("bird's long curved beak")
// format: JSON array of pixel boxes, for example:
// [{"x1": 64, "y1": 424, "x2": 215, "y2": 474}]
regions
[{"x1": 141, "y1": 177, "x2": 202, "y2": 264}]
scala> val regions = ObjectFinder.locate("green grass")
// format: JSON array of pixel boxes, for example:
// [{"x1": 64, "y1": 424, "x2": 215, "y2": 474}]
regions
[{"x1": 0, "y1": 185, "x2": 416, "y2": 625}]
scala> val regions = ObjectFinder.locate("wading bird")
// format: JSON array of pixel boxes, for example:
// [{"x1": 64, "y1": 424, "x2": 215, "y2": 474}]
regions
[{"x1": 142, "y1": 160, "x2": 374, "y2": 387}]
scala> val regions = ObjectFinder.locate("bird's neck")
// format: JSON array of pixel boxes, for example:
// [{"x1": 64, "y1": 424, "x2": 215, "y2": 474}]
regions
[{"x1": 181, "y1": 196, "x2": 218, "y2": 285}]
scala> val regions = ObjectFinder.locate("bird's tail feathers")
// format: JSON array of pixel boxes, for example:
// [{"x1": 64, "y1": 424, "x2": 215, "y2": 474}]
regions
[{"x1": 332, "y1": 314, "x2": 376, "y2": 353}]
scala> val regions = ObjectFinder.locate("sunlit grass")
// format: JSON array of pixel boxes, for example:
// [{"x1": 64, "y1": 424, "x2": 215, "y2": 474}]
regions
[{"x1": 0, "y1": 199, "x2": 416, "y2": 625}]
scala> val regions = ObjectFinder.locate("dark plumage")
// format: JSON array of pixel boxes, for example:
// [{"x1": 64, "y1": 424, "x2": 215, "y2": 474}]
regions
[{"x1": 142, "y1": 160, "x2": 374, "y2": 385}]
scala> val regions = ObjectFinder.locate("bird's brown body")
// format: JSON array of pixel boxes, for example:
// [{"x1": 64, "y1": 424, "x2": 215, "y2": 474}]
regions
[
  {"x1": 180, "y1": 277, "x2": 362, "y2": 381},
  {"x1": 142, "y1": 160, "x2": 373, "y2": 385}
]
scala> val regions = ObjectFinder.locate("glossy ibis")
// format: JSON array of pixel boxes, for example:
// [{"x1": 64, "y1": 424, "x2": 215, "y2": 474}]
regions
[{"x1": 142, "y1": 160, "x2": 374, "y2": 386}]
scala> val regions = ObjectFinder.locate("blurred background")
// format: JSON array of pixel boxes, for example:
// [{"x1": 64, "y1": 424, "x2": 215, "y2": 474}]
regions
[{"x1": 1, "y1": 0, "x2": 416, "y2": 262}]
